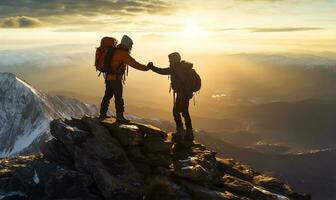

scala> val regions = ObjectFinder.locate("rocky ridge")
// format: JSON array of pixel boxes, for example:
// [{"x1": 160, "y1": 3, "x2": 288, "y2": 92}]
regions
[{"x1": 0, "y1": 116, "x2": 310, "y2": 200}]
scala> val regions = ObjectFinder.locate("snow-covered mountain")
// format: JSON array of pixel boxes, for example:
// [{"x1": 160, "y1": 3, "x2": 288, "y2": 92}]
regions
[{"x1": 0, "y1": 72, "x2": 98, "y2": 157}]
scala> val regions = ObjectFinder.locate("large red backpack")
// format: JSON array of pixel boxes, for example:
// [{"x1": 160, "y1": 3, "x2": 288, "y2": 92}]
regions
[{"x1": 94, "y1": 37, "x2": 117, "y2": 76}]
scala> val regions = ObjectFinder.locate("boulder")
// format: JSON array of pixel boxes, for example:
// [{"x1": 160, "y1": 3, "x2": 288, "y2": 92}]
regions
[
  {"x1": 144, "y1": 137, "x2": 172, "y2": 153},
  {"x1": 179, "y1": 180, "x2": 242, "y2": 200},
  {"x1": 50, "y1": 117, "x2": 143, "y2": 199},
  {"x1": 40, "y1": 138, "x2": 73, "y2": 165},
  {"x1": 217, "y1": 158, "x2": 254, "y2": 181},
  {"x1": 250, "y1": 187, "x2": 289, "y2": 200},
  {"x1": 103, "y1": 123, "x2": 144, "y2": 146},
  {"x1": 253, "y1": 175, "x2": 293, "y2": 196},
  {"x1": 174, "y1": 164, "x2": 210, "y2": 183},
  {"x1": 44, "y1": 169, "x2": 93, "y2": 199},
  {"x1": 221, "y1": 175, "x2": 253, "y2": 196}
]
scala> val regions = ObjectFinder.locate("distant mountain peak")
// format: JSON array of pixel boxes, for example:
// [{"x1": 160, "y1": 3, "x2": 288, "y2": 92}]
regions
[{"x1": 0, "y1": 72, "x2": 98, "y2": 157}]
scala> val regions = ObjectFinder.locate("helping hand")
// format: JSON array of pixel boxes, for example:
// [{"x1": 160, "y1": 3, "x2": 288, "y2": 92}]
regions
[{"x1": 147, "y1": 62, "x2": 154, "y2": 70}]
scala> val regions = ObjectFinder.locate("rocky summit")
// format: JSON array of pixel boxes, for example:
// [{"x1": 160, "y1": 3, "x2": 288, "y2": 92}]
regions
[{"x1": 0, "y1": 116, "x2": 310, "y2": 200}]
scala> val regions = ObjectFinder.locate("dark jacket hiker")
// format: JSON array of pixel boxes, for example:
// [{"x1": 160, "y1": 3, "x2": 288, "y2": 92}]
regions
[{"x1": 149, "y1": 52, "x2": 201, "y2": 142}]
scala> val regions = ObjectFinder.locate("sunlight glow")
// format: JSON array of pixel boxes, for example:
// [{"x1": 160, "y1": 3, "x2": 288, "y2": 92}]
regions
[{"x1": 183, "y1": 19, "x2": 201, "y2": 35}]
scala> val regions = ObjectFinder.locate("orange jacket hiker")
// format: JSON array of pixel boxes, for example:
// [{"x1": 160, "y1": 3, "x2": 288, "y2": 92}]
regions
[{"x1": 106, "y1": 44, "x2": 148, "y2": 80}]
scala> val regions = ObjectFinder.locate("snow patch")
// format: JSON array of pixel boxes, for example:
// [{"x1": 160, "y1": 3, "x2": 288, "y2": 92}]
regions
[{"x1": 33, "y1": 170, "x2": 39, "y2": 184}]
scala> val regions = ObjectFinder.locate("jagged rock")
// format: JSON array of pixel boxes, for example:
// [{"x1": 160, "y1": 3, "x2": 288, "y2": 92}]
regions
[
  {"x1": 217, "y1": 158, "x2": 254, "y2": 181},
  {"x1": 40, "y1": 138, "x2": 73, "y2": 165},
  {"x1": 250, "y1": 187, "x2": 289, "y2": 200},
  {"x1": 50, "y1": 117, "x2": 143, "y2": 199},
  {"x1": 0, "y1": 192, "x2": 28, "y2": 200},
  {"x1": 0, "y1": 117, "x2": 310, "y2": 200},
  {"x1": 144, "y1": 137, "x2": 172, "y2": 153},
  {"x1": 135, "y1": 123, "x2": 167, "y2": 139},
  {"x1": 145, "y1": 153, "x2": 172, "y2": 167},
  {"x1": 253, "y1": 175, "x2": 293, "y2": 196},
  {"x1": 44, "y1": 170, "x2": 93, "y2": 199},
  {"x1": 125, "y1": 145, "x2": 146, "y2": 161},
  {"x1": 221, "y1": 175, "x2": 253, "y2": 196},
  {"x1": 174, "y1": 164, "x2": 210, "y2": 183},
  {"x1": 103, "y1": 123, "x2": 144, "y2": 146},
  {"x1": 179, "y1": 180, "x2": 243, "y2": 200}
]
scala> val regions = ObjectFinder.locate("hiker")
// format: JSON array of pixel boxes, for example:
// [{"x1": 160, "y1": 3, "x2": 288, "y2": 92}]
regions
[
  {"x1": 148, "y1": 52, "x2": 201, "y2": 143},
  {"x1": 97, "y1": 35, "x2": 150, "y2": 123}
]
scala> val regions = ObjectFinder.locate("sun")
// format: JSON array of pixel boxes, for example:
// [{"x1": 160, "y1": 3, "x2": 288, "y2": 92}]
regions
[{"x1": 183, "y1": 19, "x2": 201, "y2": 35}]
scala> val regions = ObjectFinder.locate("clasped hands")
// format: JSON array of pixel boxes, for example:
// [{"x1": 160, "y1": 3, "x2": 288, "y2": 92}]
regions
[{"x1": 146, "y1": 62, "x2": 154, "y2": 70}]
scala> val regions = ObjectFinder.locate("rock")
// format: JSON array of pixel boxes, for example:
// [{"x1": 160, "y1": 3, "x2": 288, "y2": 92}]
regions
[
  {"x1": 144, "y1": 137, "x2": 172, "y2": 153},
  {"x1": 125, "y1": 145, "x2": 146, "y2": 161},
  {"x1": 0, "y1": 192, "x2": 28, "y2": 200},
  {"x1": 0, "y1": 116, "x2": 310, "y2": 200},
  {"x1": 135, "y1": 123, "x2": 167, "y2": 140},
  {"x1": 40, "y1": 138, "x2": 73, "y2": 165},
  {"x1": 253, "y1": 175, "x2": 293, "y2": 196},
  {"x1": 250, "y1": 187, "x2": 289, "y2": 200},
  {"x1": 174, "y1": 163, "x2": 210, "y2": 183},
  {"x1": 179, "y1": 180, "x2": 239, "y2": 200},
  {"x1": 145, "y1": 153, "x2": 172, "y2": 167},
  {"x1": 133, "y1": 162, "x2": 152, "y2": 176},
  {"x1": 50, "y1": 117, "x2": 143, "y2": 199},
  {"x1": 44, "y1": 169, "x2": 93, "y2": 199},
  {"x1": 217, "y1": 158, "x2": 254, "y2": 181},
  {"x1": 220, "y1": 175, "x2": 253, "y2": 196},
  {"x1": 103, "y1": 123, "x2": 144, "y2": 146}
]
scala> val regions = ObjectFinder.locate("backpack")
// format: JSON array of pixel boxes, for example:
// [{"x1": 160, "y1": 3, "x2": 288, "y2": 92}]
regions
[
  {"x1": 175, "y1": 61, "x2": 201, "y2": 93},
  {"x1": 94, "y1": 37, "x2": 117, "y2": 76},
  {"x1": 189, "y1": 68, "x2": 201, "y2": 92}
]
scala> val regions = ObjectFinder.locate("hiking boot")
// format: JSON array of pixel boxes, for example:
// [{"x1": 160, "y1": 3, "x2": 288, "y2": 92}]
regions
[
  {"x1": 185, "y1": 129, "x2": 194, "y2": 142},
  {"x1": 99, "y1": 114, "x2": 111, "y2": 120},
  {"x1": 116, "y1": 113, "x2": 130, "y2": 124},
  {"x1": 172, "y1": 127, "x2": 184, "y2": 143}
]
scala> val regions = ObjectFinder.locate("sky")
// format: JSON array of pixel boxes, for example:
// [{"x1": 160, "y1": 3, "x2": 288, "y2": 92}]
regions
[{"x1": 0, "y1": 0, "x2": 335, "y2": 54}]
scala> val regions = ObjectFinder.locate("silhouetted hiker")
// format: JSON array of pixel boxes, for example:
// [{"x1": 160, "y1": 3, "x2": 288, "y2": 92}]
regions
[
  {"x1": 148, "y1": 52, "x2": 201, "y2": 144},
  {"x1": 95, "y1": 35, "x2": 150, "y2": 123}
]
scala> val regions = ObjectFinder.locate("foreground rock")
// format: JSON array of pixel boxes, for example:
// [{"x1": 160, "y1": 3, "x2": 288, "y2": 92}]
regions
[{"x1": 0, "y1": 116, "x2": 310, "y2": 200}]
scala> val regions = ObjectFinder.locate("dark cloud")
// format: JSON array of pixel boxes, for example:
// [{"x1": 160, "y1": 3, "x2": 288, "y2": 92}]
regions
[
  {"x1": 1, "y1": 16, "x2": 44, "y2": 28},
  {"x1": 248, "y1": 27, "x2": 324, "y2": 32},
  {"x1": 0, "y1": 0, "x2": 173, "y2": 19}
]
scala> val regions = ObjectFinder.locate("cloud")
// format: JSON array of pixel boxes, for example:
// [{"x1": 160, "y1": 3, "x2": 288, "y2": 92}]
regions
[
  {"x1": 0, "y1": 0, "x2": 174, "y2": 19},
  {"x1": 0, "y1": 16, "x2": 44, "y2": 28},
  {"x1": 248, "y1": 27, "x2": 324, "y2": 32}
]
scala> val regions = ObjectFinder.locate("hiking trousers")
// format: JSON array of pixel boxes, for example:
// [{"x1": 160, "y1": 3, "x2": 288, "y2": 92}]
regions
[
  {"x1": 173, "y1": 93, "x2": 192, "y2": 129},
  {"x1": 100, "y1": 80, "x2": 124, "y2": 116}
]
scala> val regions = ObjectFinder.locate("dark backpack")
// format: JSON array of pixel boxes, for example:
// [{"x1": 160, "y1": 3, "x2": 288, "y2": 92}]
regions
[
  {"x1": 94, "y1": 37, "x2": 117, "y2": 75},
  {"x1": 189, "y1": 68, "x2": 201, "y2": 92},
  {"x1": 177, "y1": 61, "x2": 201, "y2": 93}
]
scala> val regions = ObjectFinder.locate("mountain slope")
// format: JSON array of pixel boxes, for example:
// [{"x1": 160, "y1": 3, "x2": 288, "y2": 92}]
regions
[
  {"x1": 0, "y1": 72, "x2": 98, "y2": 156},
  {"x1": 195, "y1": 132, "x2": 336, "y2": 200}
]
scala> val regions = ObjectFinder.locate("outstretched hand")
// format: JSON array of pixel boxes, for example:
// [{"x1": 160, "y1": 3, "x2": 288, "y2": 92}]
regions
[{"x1": 147, "y1": 62, "x2": 154, "y2": 70}]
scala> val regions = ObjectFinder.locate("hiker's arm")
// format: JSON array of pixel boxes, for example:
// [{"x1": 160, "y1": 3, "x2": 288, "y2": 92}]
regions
[
  {"x1": 151, "y1": 65, "x2": 171, "y2": 75},
  {"x1": 124, "y1": 55, "x2": 149, "y2": 71}
]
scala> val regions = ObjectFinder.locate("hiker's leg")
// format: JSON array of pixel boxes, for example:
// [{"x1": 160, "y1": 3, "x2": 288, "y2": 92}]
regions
[
  {"x1": 100, "y1": 81, "x2": 114, "y2": 117},
  {"x1": 173, "y1": 94, "x2": 183, "y2": 129},
  {"x1": 113, "y1": 80, "x2": 124, "y2": 113},
  {"x1": 181, "y1": 97, "x2": 192, "y2": 129}
]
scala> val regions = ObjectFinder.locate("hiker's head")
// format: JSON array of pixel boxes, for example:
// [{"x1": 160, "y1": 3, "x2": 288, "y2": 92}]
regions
[
  {"x1": 120, "y1": 35, "x2": 133, "y2": 51},
  {"x1": 168, "y1": 52, "x2": 181, "y2": 66}
]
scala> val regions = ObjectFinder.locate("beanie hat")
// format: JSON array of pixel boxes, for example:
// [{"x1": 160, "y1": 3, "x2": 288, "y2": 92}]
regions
[
  {"x1": 168, "y1": 52, "x2": 181, "y2": 63},
  {"x1": 121, "y1": 35, "x2": 133, "y2": 49}
]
